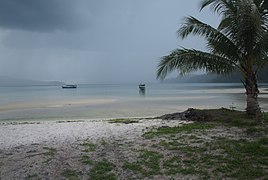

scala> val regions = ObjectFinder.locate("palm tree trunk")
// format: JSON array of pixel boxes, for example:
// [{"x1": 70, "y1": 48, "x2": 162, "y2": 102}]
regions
[{"x1": 244, "y1": 71, "x2": 262, "y2": 123}]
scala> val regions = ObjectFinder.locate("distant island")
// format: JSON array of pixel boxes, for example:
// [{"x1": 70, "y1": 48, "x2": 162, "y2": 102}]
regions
[
  {"x1": 0, "y1": 76, "x2": 65, "y2": 87},
  {"x1": 164, "y1": 67, "x2": 268, "y2": 83}
]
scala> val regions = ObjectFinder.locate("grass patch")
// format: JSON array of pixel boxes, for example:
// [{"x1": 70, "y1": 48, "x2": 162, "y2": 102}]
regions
[
  {"x1": 43, "y1": 147, "x2": 56, "y2": 156},
  {"x1": 245, "y1": 126, "x2": 268, "y2": 136},
  {"x1": 264, "y1": 112, "x2": 268, "y2": 123},
  {"x1": 61, "y1": 169, "x2": 79, "y2": 180},
  {"x1": 186, "y1": 108, "x2": 263, "y2": 127},
  {"x1": 124, "y1": 161, "x2": 145, "y2": 174},
  {"x1": 159, "y1": 140, "x2": 185, "y2": 150},
  {"x1": 143, "y1": 122, "x2": 215, "y2": 138},
  {"x1": 80, "y1": 155, "x2": 93, "y2": 165},
  {"x1": 123, "y1": 150, "x2": 163, "y2": 177},
  {"x1": 139, "y1": 109, "x2": 268, "y2": 179},
  {"x1": 159, "y1": 137, "x2": 268, "y2": 178},
  {"x1": 108, "y1": 118, "x2": 139, "y2": 124},
  {"x1": 210, "y1": 138, "x2": 268, "y2": 178},
  {"x1": 80, "y1": 140, "x2": 96, "y2": 152},
  {"x1": 25, "y1": 174, "x2": 38, "y2": 180},
  {"x1": 89, "y1": 160, "x2": 116, "y2": 180},
  {"x1": 163, "y1": 156, "x2": 181, "y2": 174}
]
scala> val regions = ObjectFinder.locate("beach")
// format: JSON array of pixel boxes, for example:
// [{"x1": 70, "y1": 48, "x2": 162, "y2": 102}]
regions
[
  {"x1": 0, "y1": 118, "x2": 189, "y2": 179},
  {"x1": 0, "y1": 118, "x2": 187, "y2": 149},
  {"x1": 1, "y1": 109, "x2": 268, "y2": 179},
  {"x1": 1, "y1": 84, "x2": 268, "y2": 179}
]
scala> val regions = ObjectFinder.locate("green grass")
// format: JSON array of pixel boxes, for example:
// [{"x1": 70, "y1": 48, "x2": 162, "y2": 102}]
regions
[
  {"x1": 129, "y1": 110, "x2": 268, "y2": 178},
  {"x1": 159, "y1": 139, "x2": 267, "y2": 178},
  {"x1": 80, "y1": 140, "x2": 96, "y2": 152},
  {"x1": 210, "y1": 138, "x2": 268, "y2": 178},
  {"x1": 43, "y1": 147, "x2": 56, "y2": 156},
  {"x1": 80, "y1": 155, "x2": 93, "y2": 165},
  {"x1": 99, "y1": 110, "x2": 268, "y2": 178},
  {"x1": 138, "y1": 110, "x2": 268, "y2": 179},
  {"x1": 108, "y1": 118, "x2": 139, "y2": 124},
  {"x1": 89, "y1": 160, "x2": 116, "y2": 180},
  {"x1": 143, "y1": 122, "x2": 215, "y2": 138},
  {"x1": 264, "y1": 112, "x2": 268, "y2": 123},
  {"x1": 124, "y1": 161, "x2": 145, "y2": 175},
  {"x1": 159, "y1": 140, "x2": 185, "y2": 150},
  {"x1": 161, "y1": 137, "x2": 268, "y2": 178},
  {"x1": 61, "y1": 169, "x2": 79, "y2": 180},
  {"x1": 123, "y1": 150, "x2": 163, "y2": 177},
  {"x1": 245, "y1": 126, "x2": 268, "y2": 136}
]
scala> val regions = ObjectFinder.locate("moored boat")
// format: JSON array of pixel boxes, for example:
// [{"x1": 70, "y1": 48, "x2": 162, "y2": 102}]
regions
[
  {"x1": 62, "y1": 85, "x2": 77, "y2": 88},
  {"x1": 139, "y1": 84, "x2": 145, "y2": 89}
]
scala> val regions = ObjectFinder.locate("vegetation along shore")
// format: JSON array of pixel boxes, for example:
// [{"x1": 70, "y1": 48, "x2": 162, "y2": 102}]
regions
[{"x1": 0, "y1": 108, "x2": 267, "y2": 179}]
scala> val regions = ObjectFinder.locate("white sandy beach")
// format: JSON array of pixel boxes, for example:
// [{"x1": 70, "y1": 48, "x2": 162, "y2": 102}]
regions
[
  {"x1": 0, "y1": 118, "x2": 191, "y2": 179},
  {"x1": 0, "y1": 119, "x2": 189, "y2": 149}
]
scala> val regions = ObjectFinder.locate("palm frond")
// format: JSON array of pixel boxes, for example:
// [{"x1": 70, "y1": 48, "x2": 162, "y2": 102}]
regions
[
  {"x1": 236, "y1": 1, "x2": 263, "y2": 53},
  {"x1": 217, "y1": 0, "x2": 265, "y2": 56},
  {"x1": 178, "y1": 16, "x2": 234, "y2": 45},
  {"x1": 258, "y1": 0, "x2": 268, "y2": 14},
  {"x1": 206, "y1": 35, "x2": 241, "y2": 61},
  {"x1": 177, "y1": 16, "x2": 242, "y2": 60},
  {"x1": 178, "y1": 16, "x2": 216, "y2": 39},
  {"x1": 200, "y1": 0, "x2": 237, "y2": 14},
  {"x1": 157, "y1": 48, "x2": 236, "y2": 80},
  {"x1": 254, "y1": 32, "x2": 268, "y2": 60}
]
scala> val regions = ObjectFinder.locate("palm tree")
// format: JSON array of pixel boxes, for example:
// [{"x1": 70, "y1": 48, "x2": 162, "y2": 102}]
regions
[{"x1": 157, "y1": 0, "x2": 268, "y2": 123}]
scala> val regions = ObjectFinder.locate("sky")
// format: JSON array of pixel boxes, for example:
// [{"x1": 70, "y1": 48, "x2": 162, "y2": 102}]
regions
[{"x1": 0, "y1": 0, "x2": 219, "y2": 84}]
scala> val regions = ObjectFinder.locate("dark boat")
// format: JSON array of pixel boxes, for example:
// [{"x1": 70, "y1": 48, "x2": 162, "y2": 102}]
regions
[
  {"x1": 62, "y1": 85, "x2": 77, "y2": 88},
  {"x1": 139, "y1": 84, "x2": 145, "y2": 89}
]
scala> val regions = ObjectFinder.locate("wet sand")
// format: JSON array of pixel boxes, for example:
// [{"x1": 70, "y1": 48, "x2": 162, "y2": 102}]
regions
[{"x1": 0, "y1": 98, "x2": 117, "y2": 112}]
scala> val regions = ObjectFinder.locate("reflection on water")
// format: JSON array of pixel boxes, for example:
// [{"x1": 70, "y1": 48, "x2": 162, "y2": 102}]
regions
[{"x1": 139, "y1": 88, "x2": 145, "y2": 97}]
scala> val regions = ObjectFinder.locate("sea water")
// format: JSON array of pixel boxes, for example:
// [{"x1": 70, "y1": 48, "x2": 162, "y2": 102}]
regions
[{"x1": 0, "y1": 83, "x2": 267, "y2": 121}]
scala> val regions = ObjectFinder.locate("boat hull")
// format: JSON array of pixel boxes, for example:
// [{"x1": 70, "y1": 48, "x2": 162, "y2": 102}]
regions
[{"x1": 62, "y1": 85, "x2": 77, "y2": 88}]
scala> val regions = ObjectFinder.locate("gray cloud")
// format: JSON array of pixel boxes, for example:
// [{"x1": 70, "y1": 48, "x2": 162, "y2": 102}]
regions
[
  {"x1": 0, "y1": 0, "x2": 88, "y2": 32},
  {"x1": 0, "y1": 0, "x2": 219, "y2": 83}
]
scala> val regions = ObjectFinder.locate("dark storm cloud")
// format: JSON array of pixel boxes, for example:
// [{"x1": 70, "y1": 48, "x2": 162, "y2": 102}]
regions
[
  {"x1": 0, "y1": 0, "x2": 220, "y2": 83},
  {"x1": 0, "y1": 0, "x2": 87, "y2": 32}
]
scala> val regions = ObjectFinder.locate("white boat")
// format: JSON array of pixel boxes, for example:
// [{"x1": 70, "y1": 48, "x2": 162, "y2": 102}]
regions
[{"x1": 62, "y1": 85, "x2": 77, "y2": 88}]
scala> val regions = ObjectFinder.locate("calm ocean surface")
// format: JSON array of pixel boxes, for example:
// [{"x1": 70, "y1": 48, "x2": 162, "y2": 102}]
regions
[{"x1": 0, "y1": 83, "x2": 267, "y2": 121}]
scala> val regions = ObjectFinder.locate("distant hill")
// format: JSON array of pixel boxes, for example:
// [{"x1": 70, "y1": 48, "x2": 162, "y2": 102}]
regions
[
  {"x1": 0, "y1": 76, "x2": 65, "y2": 87},
  {"x1": 164, "y1": 67, "x2": 268, "y2": 83}
]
